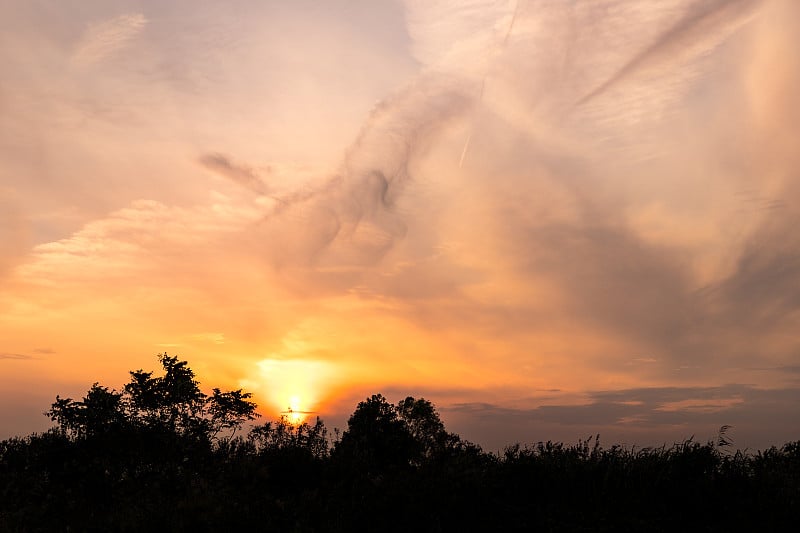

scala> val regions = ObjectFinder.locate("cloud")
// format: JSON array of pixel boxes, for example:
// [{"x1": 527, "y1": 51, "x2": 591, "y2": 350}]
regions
[
  {"x1": 445, "y1": 384, "x2": 800, "y2": 450},
  {"x1": 2, "y1": 0, "x2": 800, "y2": 449},
  {"x1": 207, "y1": 0, "x2": 798, "y2": 396},
  {"x1": 199, "y1": 153, "x2": 270, "y2": 196},
  {"x1": 404, "y1": 0, "x2": 518, "y2": 72},
  {"x1": 71, "y1": 13, "x2": 147, "y2": 68},
  {"x1": 0, "y1": 353, "x2": 35, "y2": 360},
  {"x1": 403, "y1": 0, "x2": 764, "y2": 164},
  {"x1": 576, "y1": 0, "x2": 762, "y2": 106},
  {"x1": 207, "y1": 73, "x2": 474, "y2": 280},
  {"x1": 396, "y1": 0, "x2": 800, "y2": 379},
  {"x1": 15, "y1": 198, "x2": 264, "y2": 289}
]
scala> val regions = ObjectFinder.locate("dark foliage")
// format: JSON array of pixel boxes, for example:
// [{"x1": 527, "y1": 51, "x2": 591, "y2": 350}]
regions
[{"x1": 1, "y1": 355, "x2": 798, "y2": 532}]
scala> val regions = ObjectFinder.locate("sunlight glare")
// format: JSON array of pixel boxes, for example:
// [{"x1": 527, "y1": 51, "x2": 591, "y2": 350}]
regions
[
  {"x1": 287, "y1": 394, "x2": 304, "y2": 424},
  {"x1": 242, "y1": 358, "x2": 337, "y2": 422}
]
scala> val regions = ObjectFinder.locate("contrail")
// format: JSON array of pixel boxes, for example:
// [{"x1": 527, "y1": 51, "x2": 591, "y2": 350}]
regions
[
  {"x1": 458, "y1": 132, "x2": 472, "y2": 168},
  {"x1": 503, "y1": 0, "x2": 520, "y2": 45},
  {"x1": 575, "y1": 0, "x2": 761, "y2": 107},
  {"x1": 459, "y1": 0, "x2": 523, "y2": 168}
]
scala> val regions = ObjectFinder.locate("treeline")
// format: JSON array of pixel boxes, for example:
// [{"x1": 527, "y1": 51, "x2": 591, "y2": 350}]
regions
[{"x1": 1, "y1": 355, "x2": 798, "y2": 532}]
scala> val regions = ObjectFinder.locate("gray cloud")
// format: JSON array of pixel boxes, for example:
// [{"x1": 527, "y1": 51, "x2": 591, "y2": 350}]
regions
[
  {"x1": 225, "y1": 73, "x2": 472, "y2": 282},
  {"x1": 0, "y1": 353, "x2": 36, "y2": 360},
  {"x1": 711, "y1": 217, "x2": 800, "y2": 326},
  {"x1": 523, "y1": 220, "x2": 696, "y2": 353},
  {"x1": 444, "y1": 385, "x2": 800, "y2": 451},
  {"x1": 199, "y1": 152, "x2": 270, "y2": 195}
]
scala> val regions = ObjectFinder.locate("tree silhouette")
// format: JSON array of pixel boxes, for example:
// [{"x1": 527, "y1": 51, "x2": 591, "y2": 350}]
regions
[
  {"x1": 47, "y1": 383, "x2": 126, "y2": 439},
  {"x1": 334, "y1": 393, "x2": 420, "y2": 472},
  {"x1": 2, "y1": 355, "x2": 798, "y2": 532},
  {"x1": 249, "y1": 415, "x2": 329, "y2": 458},
  {"x1": 396, "y1": 396, "x2": 465, "y2": 461},
  {"x1": 48, "y1": 353, "x2": 258, "y2": 443},
  {"x1": 208, "y1": 387, "x2": 259, "y2": 440}
]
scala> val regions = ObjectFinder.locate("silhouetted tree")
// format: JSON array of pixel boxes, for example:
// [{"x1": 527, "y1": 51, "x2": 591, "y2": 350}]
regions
[
  {"x1": 48, "y1": 353, "x2": 258, "y2": 445},
  {"x1": 208, "y1": 387, "x2": 259, "y2": 440},
  {"x1": 397, "y1": 397, "x2": 444, "y2": 445},
  {"x1": 47, "y1": 383, "x2": 126, "y2": 439},
  {"x1": 249, "y1": 416, "x2": 329, "y2": 458},
  {"x1": 334, "y1": 394, "x2": 420, "y2": 472},
  {"x1": 126, "y1": 354, "x2": 206, "y2": 436},
  {"x1": 396, "y1": 396, "x2": 470, "y2": 461},
  {"x1": 3, "y1": 357, "x2": 799, "y2": 532}
]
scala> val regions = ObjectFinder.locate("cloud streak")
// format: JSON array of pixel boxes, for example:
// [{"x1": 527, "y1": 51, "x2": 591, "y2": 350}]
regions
[
  {"x1": 576, "y1": 0, "x2": 762, "y2": 106},
  {"x1": 71, "y1": 13, "x2": 147, "y2": 68},
  {"x1": 0, "y1": 353, "x2": 36, "y2": 361},
  {"x1": 199, "y1": 153, "x2": 270, "y2": 195}
]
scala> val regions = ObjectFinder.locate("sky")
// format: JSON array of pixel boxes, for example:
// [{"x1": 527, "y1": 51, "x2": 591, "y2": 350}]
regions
[{"x1": 1, "y1": 0, "x2": 799, "y2": 451}]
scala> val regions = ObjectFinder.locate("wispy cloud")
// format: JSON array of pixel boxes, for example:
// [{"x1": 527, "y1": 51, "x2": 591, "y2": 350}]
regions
[
  {"x1": 576, "y1": 0, "x2": 762, "y2": 106},
  {"x1": 199, "y1": 153, "x2": 270, "y2": 196},
  {"x1": 0, "y1": 353, "x2": 35, "y2": 361},
  {"x1": 71, "y1": 13, "x2": 147, "y2": 67}
]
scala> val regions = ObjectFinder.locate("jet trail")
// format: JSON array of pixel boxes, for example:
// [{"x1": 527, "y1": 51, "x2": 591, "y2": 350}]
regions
[
  {"x1": 459, "y1": 0, "x2": 523, "y2": 168},
  {"x1": 576, "y1": 0, "x2": 761, "y2": 107}
]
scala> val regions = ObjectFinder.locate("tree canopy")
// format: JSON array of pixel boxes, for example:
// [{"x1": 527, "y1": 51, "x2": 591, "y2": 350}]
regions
[
  {"x1": 47, "y1": 353, "x2": 258, "y2": 443},
  {"x1": 1, "y1": 354, "x2": 798, "y2": 532}
]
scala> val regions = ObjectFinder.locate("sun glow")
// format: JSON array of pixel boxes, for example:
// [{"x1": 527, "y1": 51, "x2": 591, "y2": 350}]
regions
[
  {"x1": 286, "y1": 395, "x2": 305, "y2": 424},
  {"x1": 243, "y1": 358, "x2": 337, "y2": 422}
]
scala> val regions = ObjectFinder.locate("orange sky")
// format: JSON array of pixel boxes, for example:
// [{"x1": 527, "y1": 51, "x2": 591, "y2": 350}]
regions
[{"x1": 2, "y1": 0, "x2": 799, "y2": 450}]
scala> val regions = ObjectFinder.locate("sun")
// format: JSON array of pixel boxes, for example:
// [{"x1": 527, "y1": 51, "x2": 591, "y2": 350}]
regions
[
  {"x1": 286, "y1": 395, "x2": 305, "y2": 425},
  {"x1": 248, "y1": 358, "x2": 336, "y2": 423}
]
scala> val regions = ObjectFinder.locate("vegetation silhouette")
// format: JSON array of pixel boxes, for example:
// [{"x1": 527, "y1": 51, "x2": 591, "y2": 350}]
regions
[{"x1": 1, "y1": 354, "x2": 798, "y2": 531}]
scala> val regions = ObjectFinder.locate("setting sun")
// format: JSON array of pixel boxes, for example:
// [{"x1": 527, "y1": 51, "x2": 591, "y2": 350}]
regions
[
  {"x1": 240, "y1": 358, "x2": 336, "y2": 422},
  {"x1": 286, "y1": 395, "x2": 306, "y2": 424}
]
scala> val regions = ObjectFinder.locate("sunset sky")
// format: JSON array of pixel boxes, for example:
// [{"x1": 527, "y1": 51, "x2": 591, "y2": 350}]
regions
[{"x1": 2, "y1": 0, "x2": 799, "y2": 451}]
